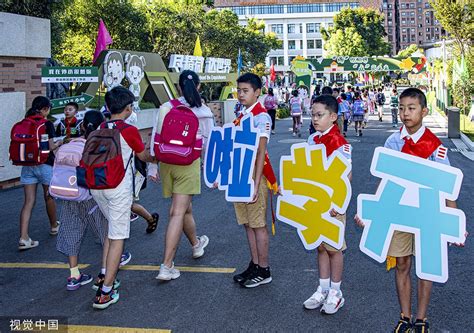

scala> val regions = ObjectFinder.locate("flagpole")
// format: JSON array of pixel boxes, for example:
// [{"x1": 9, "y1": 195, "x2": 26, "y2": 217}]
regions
[{"x1": 237, "y1": 48, "x2": 242, "y2": 77}]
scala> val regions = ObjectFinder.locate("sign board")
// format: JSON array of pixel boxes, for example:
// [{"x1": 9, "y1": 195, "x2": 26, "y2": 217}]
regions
[
  {"x1": 169, "y1": 54, "x2": 231, "y2": 74},
  {"x1": 50, "y1": 93, "x2": 94, "y2": 109},
  {"x1": 309, "y1": 56, "x2": 427, "y2": 73},
  {"x1": 41, "y1": 66, "x2": 98, "y2": 83}
]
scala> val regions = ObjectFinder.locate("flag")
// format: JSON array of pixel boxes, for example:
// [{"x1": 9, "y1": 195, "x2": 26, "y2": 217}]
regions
[
  {"x1": 193, "y1": 36, "x2": 203, "y2": 57},
  {"x1": 270, "y1": 63, "x2": 276, "y2": 82},
  {"x1": 93, "y1": 19, "x2": 113, "y2": 63},
  {"x1": 237, "y1": 48, "x2": 243, "y2": 77}
]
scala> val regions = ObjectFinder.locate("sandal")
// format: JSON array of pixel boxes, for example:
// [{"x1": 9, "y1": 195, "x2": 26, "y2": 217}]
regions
[{"x1": 146, "y1": 213, "x2": 159, "y2": 234}]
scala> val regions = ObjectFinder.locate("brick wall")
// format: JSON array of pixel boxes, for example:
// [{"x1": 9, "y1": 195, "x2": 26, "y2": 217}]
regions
[{"x1": 0, "y1": 56, "x2": 46, "y2": 108}]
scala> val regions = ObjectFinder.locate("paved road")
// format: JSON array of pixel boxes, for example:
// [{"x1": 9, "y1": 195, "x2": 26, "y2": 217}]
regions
[{"x1": 0, "y1": 108, "x2": 472, "y2": 332}]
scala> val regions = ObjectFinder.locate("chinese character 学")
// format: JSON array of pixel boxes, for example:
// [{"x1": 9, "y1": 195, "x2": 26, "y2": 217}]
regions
[
  {"x1": 204, "y1": 114, "x2": 259, "y2": 202},
  {"x1": 358, "y1": 147, "x2": 466, "y2": 283},
  {"x1": 277, "y1": 143, "x2": 352, "y2": 250}
]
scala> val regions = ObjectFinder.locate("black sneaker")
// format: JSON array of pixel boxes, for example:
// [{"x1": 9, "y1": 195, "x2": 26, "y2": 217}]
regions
[
  {"x1": 413, "y1": 319, "x2": 430, "y2": 333},
  {"x1": 233, "y1": 261, "x2": 257, "y2": 283},
  {"x1": 92, "y1": 273, "x2": 121, "y2": 291},
  {"x1": 359, "y1": 130, "x2": 363, "y2": 136},
  {"x1": 394, "y1": 314, "x2": 413, "y2": 333},
  {"x1": 241, "y1": 266, "x2": 272, "y2": 288}
]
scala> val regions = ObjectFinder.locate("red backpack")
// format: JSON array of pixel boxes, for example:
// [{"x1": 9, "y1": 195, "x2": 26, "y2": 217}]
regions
[
  {"x1": 9, "y1": 115, "x2": 49, "y2": 166},
  {"x1": 153, "y1": 99, "x2": 202, "y2": 165},
  {"x1": 77, "y1": 121, "x2": 132, "y2": 190}
]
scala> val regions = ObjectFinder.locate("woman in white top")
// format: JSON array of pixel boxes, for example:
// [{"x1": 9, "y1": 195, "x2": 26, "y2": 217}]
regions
[{"x1": 149, "y1": 70, "x2": 214, "y2": 281}]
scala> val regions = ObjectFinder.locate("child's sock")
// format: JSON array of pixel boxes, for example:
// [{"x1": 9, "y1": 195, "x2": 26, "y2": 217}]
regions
[
  {"x1": 70, "y1": 266, "x2": 81, "y2": 279},
  {"x1": 100, "y1": 268, "x2": 106, "y2": 275},
  {"x1": 319, "y1": 278, "x2": 330, "y2": 292},
  {"x1": 331, "y1": 280, "x2": 341, "y2": 291},
  {"x1": 102, "y1": 284, "x2": 112, "y2": 293}
]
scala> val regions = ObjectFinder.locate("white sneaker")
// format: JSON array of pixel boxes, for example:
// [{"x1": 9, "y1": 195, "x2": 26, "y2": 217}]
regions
[
  {"x1": 303, "y1": 286, "x2": 328, "y2": 310},
  {"x1": 321, "y1": 288, "x2": 345, "y2": 314},
  {"x1": 192, "y1": 235, "x2": 209, "y2": 259},
  {"x1": 18, "y1": 238, "x2": 39, "y2": 251},
  {"x1": 156, "y1": 263, "x2": 180, "y2": 281},
  {"x1": 292, "y1": 132, "x2": 296, "y2": 137}
]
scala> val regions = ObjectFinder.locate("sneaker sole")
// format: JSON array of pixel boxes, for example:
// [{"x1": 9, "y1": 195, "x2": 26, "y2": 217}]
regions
[
  {"x1": 303, "y1": 302, "x2": 324, "y2": 310},
  {"x1": 18, "y1": 243, "x2": 39, "y2": 251},
  {"x1": 320, "y1": 298, "x2": 345, "y2": 315},
  {"x1": 119, "y1": 254, "x2": 132, "y2": 267},
  {"x1": 192, "y1": 237, "x2": 209, "y2": 259},
  {"x1": 156, "y1": 273, "x2": 180, "y2": 281},
  {"x1": 92, "y1": 293, "x2": 120, "y2": 310},
  {"x1": 242, "y1": 276, "x2": 272, "y2": 288}
]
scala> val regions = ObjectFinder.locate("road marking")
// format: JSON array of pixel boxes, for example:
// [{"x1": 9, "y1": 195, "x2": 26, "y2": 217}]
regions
[
  {"x1": 277, "y1": 139, "x2": 306, "y2": 144},
  {"x1": 67, "y1": 325, "x2": 171, "y2": 333},
  {"x1": 0, "y1": 263, "x2": 89, "y2": 269},
  {"x1": 120, "y1": 265, "x2": 236, "y2": 274}
]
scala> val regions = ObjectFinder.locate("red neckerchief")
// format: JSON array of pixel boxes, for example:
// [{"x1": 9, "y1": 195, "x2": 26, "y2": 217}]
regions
[
  {"x1": 64, "y1": 116, "x2": 77, "y2": 138},
  {"x1": 313, "y1": 125, "x2": 348, "y2": 157},
  {"x1": 400, "y1": 127, "x2": 441, "y2": 159}
]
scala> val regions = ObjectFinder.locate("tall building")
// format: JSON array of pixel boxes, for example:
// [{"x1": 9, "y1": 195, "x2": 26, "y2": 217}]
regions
[
  {"x1": 382, "y1": 0, "x2": 447, "y2": 55},
  {"x1": 214, "y1": 0, "x2": 360, "y2": 77}
]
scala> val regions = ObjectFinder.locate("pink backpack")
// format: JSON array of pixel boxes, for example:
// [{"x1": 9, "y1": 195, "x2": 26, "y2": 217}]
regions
[
  {"x1": 153, "y1": 99, "x2": 202, "y2": 165},
  {"x1": 264, "y1": 95, "x2": 276, "y2": 110},
  {"x1": 49, "y1": 138, "x2": 91, "y2": 201}
]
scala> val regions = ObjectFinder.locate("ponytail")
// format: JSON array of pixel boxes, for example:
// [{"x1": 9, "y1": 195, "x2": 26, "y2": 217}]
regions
[
  {"x1": 179, "y1": 70, "x2": 202, "y2": 108},
  {"x1": 25, "y1": 107, "x2": 40, "y2": 118},
  {"x1": 82, "y1": 110, "x2": 105, "y2": 139}
]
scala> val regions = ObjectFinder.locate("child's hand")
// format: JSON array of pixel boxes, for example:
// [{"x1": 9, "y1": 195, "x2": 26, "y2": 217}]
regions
[
  {"x1": 329, "y1": 208, "x2": 340, "y2": 217},
  {"x1": 212, "y1": 182, "x2": 219, "y2": 189},
  {"x1": 149, "y1": 175, "x2": 160, "y2": 183},
  {"x1": 451, "y1": 231, "x2": 469, "y2": 247},
  {"x1": 247, "y1": 187, "x2": 259, "y2": 204},
  {"x1": 354, "y1": 214, "x2": 365, "y2": 227},
  {"x1": 277, "y1": 186, "x2": 282, "y2": 196}
]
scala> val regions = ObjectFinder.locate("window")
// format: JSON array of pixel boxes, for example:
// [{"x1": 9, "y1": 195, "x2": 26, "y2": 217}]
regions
[
  {"x1": 402, "y1": 28, "x2": 407, "y2": 33},
  {"x1": 426, "y1": 27, "x2": 430, "y2": 32},
  {"x1": 327, "y1": 23, "x2": 334, "y2": 28},
  {"x1": 410, "y1": 11, "x2": 415, "y2": 16},
  {"x1": 306, "y1": 23, "x2": 321, "y2": 33},
  {"x1": 410, "y1": 3, "x2": 415, "y2": 8},
  {"x1": 271, "y1": 24, "x2": 283, "y2": 34},
  {"x1": 402, "y1": 12, "x2": 407, "y2": 16},
  {"x1": 269, "y1": 56, "x2": 285, "y2": 66},
  {"x1": 288, "y1": 40, "x2": 296, "y2": 49},
  {"x1": 288, "y1": 24, "x2": 302, "y2": 34},
  {"x1": 306, "y1": 39, "x2": 322, "y2": 49},
  {"x1": 435, "y1": 34, "x2": 440, "y2": 40},
  {"x1": 315, "y1": 39, "x2": 322, "y2": 49},
  {"x1": 307, "y1": 40, "x2": 315, "y2": 49}
]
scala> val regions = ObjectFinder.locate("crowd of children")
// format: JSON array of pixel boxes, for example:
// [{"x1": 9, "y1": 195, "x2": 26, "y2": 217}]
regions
[{"x1": 10, "y1": 71, "x2": 465, "y2": 331}]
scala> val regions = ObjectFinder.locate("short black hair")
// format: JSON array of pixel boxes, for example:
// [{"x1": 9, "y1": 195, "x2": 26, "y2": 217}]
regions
[
  {"x1": 321, "y1": 86, "x2": 333, "y2": 95},
  {"x1": 399, "y1": 87, "x2": 427, "y2": 108},
  {"x1": 291, "y1": 89, "x2": 298, "y2": 97},
  {"x1": 105, "y1": 86, "x2": 135, "y2": 115},
  {"x1": 313, "y1": 94, "x2": 338, "y2": 114},
  {"x1": 333, "y1": 87, "x2": 340, "y2": 94},
  {"x1": 340, "y1": 93, "x2": 347, "y2": 100},
  {"x1": 237, "y1": 73, "x2": 262, "y2": 91},
  {"x1": 65, "y1": 102, "x2": 79, "y2": 111}
]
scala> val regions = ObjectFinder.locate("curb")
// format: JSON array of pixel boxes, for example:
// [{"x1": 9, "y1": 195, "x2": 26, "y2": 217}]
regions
[{"x1": 460, "y1": 132, "x2": 474, "y2": 151}]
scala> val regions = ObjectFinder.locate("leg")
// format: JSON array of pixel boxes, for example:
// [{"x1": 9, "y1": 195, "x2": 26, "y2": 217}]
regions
[
  {"x1": 328, "y1": 250, "x2": 343, "y2": 283},
  {"x1": 163, "y1": 194, "x2": 192, "y2": 267},
  {"x1": 416, "y1": 279, "x2": 433, "y2": 320},
  {"x1": 343, "y1": 119, "x2": 348, "y2": 133},
  {"x1": 395, "y1": 256, "x2": 412, "y2": 317},
  {"x1": 269, "y1": 109, "x2": 276, "y2": 130},
  {"x1": 20, "y1": 184, "x2": 37, "y2": 240},
  {"x1": 68, "y1": 256, "x2": 78, "y2": 269},
  {"x1": 254, "y1": 226, "x2": 269, "y2": 267},
  {"x1": 101, "y1": 237, "x2": 110, "y2": 271},
  {"x1": 292, "y1": 117, "x2": 297, "y2": 133},
  {"x1": 183, "y1": 201, "x2": 198, "y2": 247},
  {"x1": 42, "y1": 185, "x2": 58, "y2": 228},
  {"x1": 317, "y1": 245, "x2": 330, "y2": 279},
  {"x1": 131, "y1": 203, "x2": 153, "y2": 222},
  {"x1": 245, "y1": 225, "x2": 259, "y2": 265},
  {"x1": 103, "y1": 238, "x2": 124, "y2": 287}
]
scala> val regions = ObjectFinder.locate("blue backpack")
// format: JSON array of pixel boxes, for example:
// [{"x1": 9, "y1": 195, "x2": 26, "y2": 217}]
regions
[{"x1": 353, "y1": 100, "x2": 365, "y2": 116}]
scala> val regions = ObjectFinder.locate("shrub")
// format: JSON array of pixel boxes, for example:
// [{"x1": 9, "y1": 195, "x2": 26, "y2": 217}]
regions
[{"x1": 277, "y1": 106, "x2": 290, "y2": 119}]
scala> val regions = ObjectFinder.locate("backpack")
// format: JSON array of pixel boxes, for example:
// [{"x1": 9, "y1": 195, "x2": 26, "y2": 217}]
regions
[
  {"x1": 290, "y1": 97, "x2": 302, "y2": 116},
  {"x1": 377, "y1": 92, "x2": 385, "y2": 105},
  {"x1": 9, "y1": 115, "x2": 49, "y2": 166},
  {"x1": 263, "y1": 96, "x2": 276, "y2": 110},
  {"x1": 49, "y1": 138, "x2": 91, "y2": 201},
  {"x1": 78, "y1": 121, "x2": 133, "y2": 190},
  {"x1": 353, "y1": 100, "x2": 365, "y2": 116},
  {"x1": 153, "y1": 99, "x2": 202, "y2": 166}
]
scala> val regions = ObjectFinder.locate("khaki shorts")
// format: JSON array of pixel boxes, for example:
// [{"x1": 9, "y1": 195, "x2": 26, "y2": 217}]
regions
[
  {"x1": 322, "y1": 213, "x2": 347, "y2": 252},
  {"x1": 234, "y1": 177, "x2": 268, "y2": 229},
  {"x1": 160, "y1": 159, "x2": 201, "y2": 198},
  {"x1": 387, "y1": 231, "x2": 414, "y2": 257}
]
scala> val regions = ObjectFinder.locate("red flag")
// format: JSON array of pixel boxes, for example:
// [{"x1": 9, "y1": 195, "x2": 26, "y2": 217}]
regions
[
  {"x1": 270, "y1": 63, "x2": 276, "y2": 82},
  {"x1": 93, "y1": 19, "x2": 113, "y2": 63}
]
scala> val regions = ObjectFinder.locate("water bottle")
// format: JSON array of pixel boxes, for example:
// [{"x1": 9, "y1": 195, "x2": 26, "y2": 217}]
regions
[{"x1": 40, "y1": 134, "x2": 50, "y2": 152}]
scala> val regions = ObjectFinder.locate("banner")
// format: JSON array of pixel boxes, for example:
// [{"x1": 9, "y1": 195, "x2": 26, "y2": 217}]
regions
[
  {"x1": 309, "y1": 56, "x2": 427, "y2": 73},
  {"x1": 277, "y1": 143, "x2": 352, "y2": 250},
  {"x1": 358, "y1": 147, "x2": 466, "y2": 283},
  {"x1": 204, "y1": 113, "x2": 260, "y2": 202}
]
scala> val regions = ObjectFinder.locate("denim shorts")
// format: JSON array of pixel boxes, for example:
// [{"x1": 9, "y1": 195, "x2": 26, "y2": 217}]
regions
[{"x1": 20, "y1": 164, "x2": 53, "y2": 186}]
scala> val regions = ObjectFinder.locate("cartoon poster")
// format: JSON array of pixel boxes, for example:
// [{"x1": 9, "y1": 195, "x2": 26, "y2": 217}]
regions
[
  {"x1": 125, "y1": 53, "x2": 146, "y2": 113},
  {"x1": 277, "y1": 143, "x2": 352, "y2": 250},
  {"x1": 204, "y1": 113, "x2": 260, "y2": 202},
  {"x1": 357, "y1": 147, "x2": 466, "y2": 283}
]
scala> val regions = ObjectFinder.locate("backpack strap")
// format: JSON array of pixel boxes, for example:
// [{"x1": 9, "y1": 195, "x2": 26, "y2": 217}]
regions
[{"x1": 169, "y1": 99, "x2": 183, "y2": 108}]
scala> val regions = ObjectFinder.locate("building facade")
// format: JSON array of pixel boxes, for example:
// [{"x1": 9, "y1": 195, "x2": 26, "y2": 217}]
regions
[{"x1": 382, "y1": 0, "x2": 447, "y2": 55}]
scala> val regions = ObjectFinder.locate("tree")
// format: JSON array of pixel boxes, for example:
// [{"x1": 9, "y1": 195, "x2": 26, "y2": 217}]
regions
[
  {"x1": 397, "y1": 44, "x2": 422, "y2": 58},
  {"x1": 322, "y1": 7, "x2": 390, "y2": 56}
]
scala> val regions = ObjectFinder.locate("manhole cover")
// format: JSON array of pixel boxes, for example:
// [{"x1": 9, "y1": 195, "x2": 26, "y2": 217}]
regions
[{"x1": 278, "y1": 139, "x2": 306, "y2": 144}]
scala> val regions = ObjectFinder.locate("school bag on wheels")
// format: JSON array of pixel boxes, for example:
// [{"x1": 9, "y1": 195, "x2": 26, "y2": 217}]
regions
[
  {"x1": 153, "y1": 99, "x2": 202, "y2": 165},
  {"x1": 9, "y1": 115, "x2": 49, "y2": 166},
  {"x1": 78, "y1": 121, "x2": 133, "y2": 190},
  {"x1": 50, "y1": 138, "x2": 91, "y2": 201}
]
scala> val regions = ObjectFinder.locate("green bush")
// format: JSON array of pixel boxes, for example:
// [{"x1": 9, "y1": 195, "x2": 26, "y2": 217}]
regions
[{"x1": 277, "y1": 106, "x2": 290, "y2": 119}]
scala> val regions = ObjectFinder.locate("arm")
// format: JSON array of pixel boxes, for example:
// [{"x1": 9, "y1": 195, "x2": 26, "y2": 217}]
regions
[
  {"x1": 136, "y1": 149, "x2": 156, "y2": 163},
  {"x1": 250, "y1": 136, "x2": 268, "y2": 203}
]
